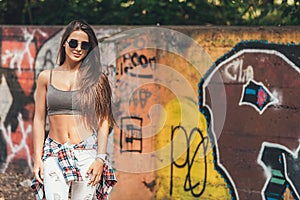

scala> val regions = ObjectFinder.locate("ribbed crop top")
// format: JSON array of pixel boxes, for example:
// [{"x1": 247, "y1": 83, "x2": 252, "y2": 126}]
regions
[{"x1": 46, "y1": 69, "x2": 82, "y2": 116}]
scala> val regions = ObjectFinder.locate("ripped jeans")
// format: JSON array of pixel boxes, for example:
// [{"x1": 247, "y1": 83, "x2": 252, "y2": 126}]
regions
[{"x1": 44, "y1": 149, "x2": 97, "y2": 200}]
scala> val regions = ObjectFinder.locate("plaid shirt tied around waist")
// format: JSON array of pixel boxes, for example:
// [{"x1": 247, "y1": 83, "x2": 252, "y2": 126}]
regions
[{"x1": 31, "y1": 135, "x2": 117, "y2": 200}]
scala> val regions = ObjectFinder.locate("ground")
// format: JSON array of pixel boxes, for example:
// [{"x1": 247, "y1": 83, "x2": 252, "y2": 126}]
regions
[{"x1": 0, "y1": 172, "x2": 34, "y2": 200}]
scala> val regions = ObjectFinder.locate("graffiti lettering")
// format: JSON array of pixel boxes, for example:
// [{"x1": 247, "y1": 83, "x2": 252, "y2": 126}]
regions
[
  {"x1": 224, "y1": 59, "x2": 253, "y2": 83},
  {"x1": 199, "y1": 45, "x2": 300, "y2": 199},
  {"x1": 170, "y1": 125, "x2": 209, "y2": 197},
  {"x1": 120, "y1": 116, "x2": 143, "y2": 153},
  {"x1": 0, "y1": 27, "x2": 50, "y2": 174},
  {"x1": 102, "y1": 64, "x2": 115, "y2": 77},
  {"x1": 130, "y1": 89, "x2": 152, "y2": 108},
  {"x1": 116, "y1": 52, "x2": 156, "y2": 79},
  {"x1": 42, "y1": 49, "x2": 55, "y2": 70}
]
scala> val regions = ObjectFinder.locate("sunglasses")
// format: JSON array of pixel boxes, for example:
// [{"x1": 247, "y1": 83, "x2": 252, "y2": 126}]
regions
[{"x1": 67, "y1": 39, "x2": 91, "y2": 50}]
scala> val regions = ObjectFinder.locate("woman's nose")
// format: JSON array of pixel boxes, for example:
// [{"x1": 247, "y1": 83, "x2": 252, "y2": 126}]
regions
[
  {"x1": 75, "y1": 43, "x2": 82, "y2": 51},
  {"x1": 76, "y1": 43, "x2": 81, "y2": 51}
]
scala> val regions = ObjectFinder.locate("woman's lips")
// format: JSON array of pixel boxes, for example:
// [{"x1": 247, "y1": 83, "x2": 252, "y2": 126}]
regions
[{"x1": 73, "y1": 52, "x2": 82, "y2": 57}]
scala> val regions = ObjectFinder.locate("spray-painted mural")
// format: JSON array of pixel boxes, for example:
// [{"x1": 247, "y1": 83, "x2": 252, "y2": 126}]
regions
[
  {"x1": 198, "y1": 41, "x2": 300, "y2": 200},
  {"x1": 0, "y1": 27, "x2": 59, "y2": 174},
  {"x1": 0, "y1": 25, "x2": 300, "y2": 200},
  {"x1": 0, "y1": 27, "x2": 120, "y2": 173}
]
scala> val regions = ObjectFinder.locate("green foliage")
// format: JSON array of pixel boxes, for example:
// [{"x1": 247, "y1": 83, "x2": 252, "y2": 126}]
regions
[
  {"x1": 0, "y1": 0, "x2": 299, "y2": 25},
  {"x1": 216, "y1": 0, "x2": 300, "y2": 25}
]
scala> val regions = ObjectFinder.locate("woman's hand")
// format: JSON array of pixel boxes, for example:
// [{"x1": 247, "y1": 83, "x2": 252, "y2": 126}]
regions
[
  {"x1": 86, "y1": 158, "x2": 104, "y2": 186},
  {"x1": 33, "y1": 159, "x2": 44, "y2": 184}
]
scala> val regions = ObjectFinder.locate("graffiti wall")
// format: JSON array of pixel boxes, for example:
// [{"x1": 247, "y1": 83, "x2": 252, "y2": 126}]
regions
[
  {"x1": 0, "y1": 25, "x2": 300, "y2": 200},
  {"x1": 198, "y1": 42, "x2": 300, "y2": 200},
  {"x1": 0, "y1": 27, "x2": 59, "y2": 174}
]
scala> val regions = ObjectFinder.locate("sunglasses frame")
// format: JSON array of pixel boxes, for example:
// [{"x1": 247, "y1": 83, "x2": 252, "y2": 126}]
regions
[{"x1": 67, "y1": 39, "x2": 91, "y2": 50}]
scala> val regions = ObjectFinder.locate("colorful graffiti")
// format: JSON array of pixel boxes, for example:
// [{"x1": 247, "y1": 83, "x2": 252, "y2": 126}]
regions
[
  {"x1": 0, "y1": 27, "x2": 120, "y2": 174},
  {"x1": 0, "y1": 25, "x2": 300, "y2": 200},
  {"x1": 258, "y1": 142, "x2": 300, "y2": 200},
  {"x1": 198, "y1": 42, "x2": 300, "y2": 199},
  {"x1": 0, "y1": 27, "x2": 59, "y2": 173}
]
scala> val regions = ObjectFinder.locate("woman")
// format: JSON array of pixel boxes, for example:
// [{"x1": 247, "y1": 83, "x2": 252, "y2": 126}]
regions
[{"x1": 31, "y1": 20, "x2": 117, "y2": 200}]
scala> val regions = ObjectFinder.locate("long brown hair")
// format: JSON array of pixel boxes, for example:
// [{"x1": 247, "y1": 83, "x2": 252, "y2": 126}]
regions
[{"x1": 57, "y1": 19, "x2": 114, "y2": 129}]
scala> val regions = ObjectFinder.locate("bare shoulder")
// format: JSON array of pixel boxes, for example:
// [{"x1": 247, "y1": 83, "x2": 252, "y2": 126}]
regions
[{"x1": 37, "y1": 69, "x2": 51, "y2": 85}]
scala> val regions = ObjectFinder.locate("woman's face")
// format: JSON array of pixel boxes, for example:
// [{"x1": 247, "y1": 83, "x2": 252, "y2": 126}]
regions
[{"x1": 64, "y1": 30, "x2": 90, "y2": 64}]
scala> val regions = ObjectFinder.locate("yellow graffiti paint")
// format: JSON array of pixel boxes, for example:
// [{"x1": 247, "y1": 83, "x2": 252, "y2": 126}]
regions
[{"x1": 155, "y1": 97, "x2": 231, "y2": 200}]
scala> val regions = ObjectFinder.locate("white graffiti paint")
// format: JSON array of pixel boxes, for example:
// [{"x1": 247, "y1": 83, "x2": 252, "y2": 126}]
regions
[
  {"x1": 202, "y1": 48, "x2": 300, "y2": 199},
  {"x1": 223, "y1": 59, "x2": 254, "y2": 83},
  {"x1": 239, "y1": 79, "x2": 279, "y2": 115},
  {"x1": 271, "y1": 89, "x2": 283, "y2": 107},
  {"x1": 257, "y1": 142, "x2": 300, "y2": 200},
  {"x1": 2, "y1": 28, "x2": 48, "y2": 74},
  {"x1": 0, "y1": 75, "x2": 13, "y2": 123},
  {"x1": 0, "y1": 113, "x2": 32, "y2": 173}
]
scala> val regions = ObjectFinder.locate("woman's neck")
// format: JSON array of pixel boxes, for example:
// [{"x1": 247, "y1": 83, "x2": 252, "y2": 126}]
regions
[{"x1": 61, "y1": 60, "x2": 81, "y2": 71}]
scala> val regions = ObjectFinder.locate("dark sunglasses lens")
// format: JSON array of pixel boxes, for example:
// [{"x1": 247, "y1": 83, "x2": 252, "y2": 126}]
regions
[
  {"x1": 68, "y1": 39, "x2": 78, "y2": 48},
  {"x1": 81, "y1": 42, "x2": 91, "y2": 50}
]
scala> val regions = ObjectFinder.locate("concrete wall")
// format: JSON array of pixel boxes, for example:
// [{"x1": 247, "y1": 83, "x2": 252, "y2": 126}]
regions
[{"x1": 0, "y1": 25, "x2": 300, "y2": 200}]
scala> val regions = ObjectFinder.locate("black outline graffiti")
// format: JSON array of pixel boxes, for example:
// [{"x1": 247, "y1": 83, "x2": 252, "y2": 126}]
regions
[
  {"x1": 116, "y1": 52, "x2": 156, "y2": 79},
  {"x1": 130, "y1": 88, "x2": 152, "y2": 108},
  {"x1": 198, "y1": 41, "x2": 300, "y2": 199},
  {"x1": 120, "y1": 116, "x2": 143, "y2": 153},
  {"x1": 102, "y1": 64, "x2": 115, "y2": 77},
  {"x1": 170, "y1": 124, "x2": 209, "y2": 197},
  {"x1": 1, "y1": 30, "x2": 38, "y2": 131},
  {"x1": 259, "y1": 142, "x2": 300, "y2": 200},
  {"x1": 42, "y1": 49, "x2": 55, "y2": 70},
  {"x1": 0, "y1": 26, "x2": 6, "y2": 167},
  {"x1": 239, "y1": 79, "x2": 277, "y2": 114},
  {"x1": 1, "y1": 68, "x2": 33, "y2": 131}
]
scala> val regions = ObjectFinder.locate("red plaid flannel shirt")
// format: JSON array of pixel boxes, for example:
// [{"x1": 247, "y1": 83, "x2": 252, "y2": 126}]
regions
[{"x1": 31, "y1": 136, "x2": 117, "y2": 200}]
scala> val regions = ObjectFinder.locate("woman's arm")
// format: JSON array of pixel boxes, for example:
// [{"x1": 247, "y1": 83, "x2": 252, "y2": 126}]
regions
[
  {"x1": 86, "y1": 73, "x2": 112, "y2": 186},
  {"x1": 86, "y1": 118, "x2": 109, "y2": 186},
  {"x1": 96, "y1": 118, "x2": 109, "y2": 156},
  {"x1": 33, "y1": 70, "x2": 48, "y2": 184}
]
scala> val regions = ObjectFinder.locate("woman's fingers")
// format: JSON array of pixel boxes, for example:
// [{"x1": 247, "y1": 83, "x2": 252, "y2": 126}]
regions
[
  {"x1": 92, "y1": 174, "x2": 101, "y2": 186},
  {"x1": 88, "y1": 171, "x2": 102, "y2": 186},
  {"x1": 87, "y1": 161, "x2": 104, "y2": 186},
  {"x1": 34, "y1": 168, "x2": 43, "y2": 184},
  {"x1": 40, "y1": 166, "x2": 44, "y2": 180},
  {"x1": 88, "y1": 173, "x2": 95, "y2": 185},
  {"x1": 33, "y1": 160, "x2": 44, "y2": 184},
  {"x1": 89, "y1": 173, "x2": 97, "y2": 185},
  {"x1": 86, "y1": 167, "x2": 92, "y2": 178}
]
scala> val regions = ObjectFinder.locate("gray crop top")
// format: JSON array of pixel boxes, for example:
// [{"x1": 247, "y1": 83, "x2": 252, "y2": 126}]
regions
[{"x1": 46, "y1": 69, "x2": 82, "y2": 116}]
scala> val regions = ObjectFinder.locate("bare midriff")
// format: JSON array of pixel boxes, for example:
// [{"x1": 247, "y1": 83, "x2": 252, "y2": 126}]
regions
[{"x1": 48, "y1": 114, "x2": 94, "y2": 144}]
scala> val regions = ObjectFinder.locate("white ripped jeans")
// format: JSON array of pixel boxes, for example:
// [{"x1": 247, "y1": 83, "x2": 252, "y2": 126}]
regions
[{"x1": 43, "y1": 149, "x2": 97, "y2": 200}]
